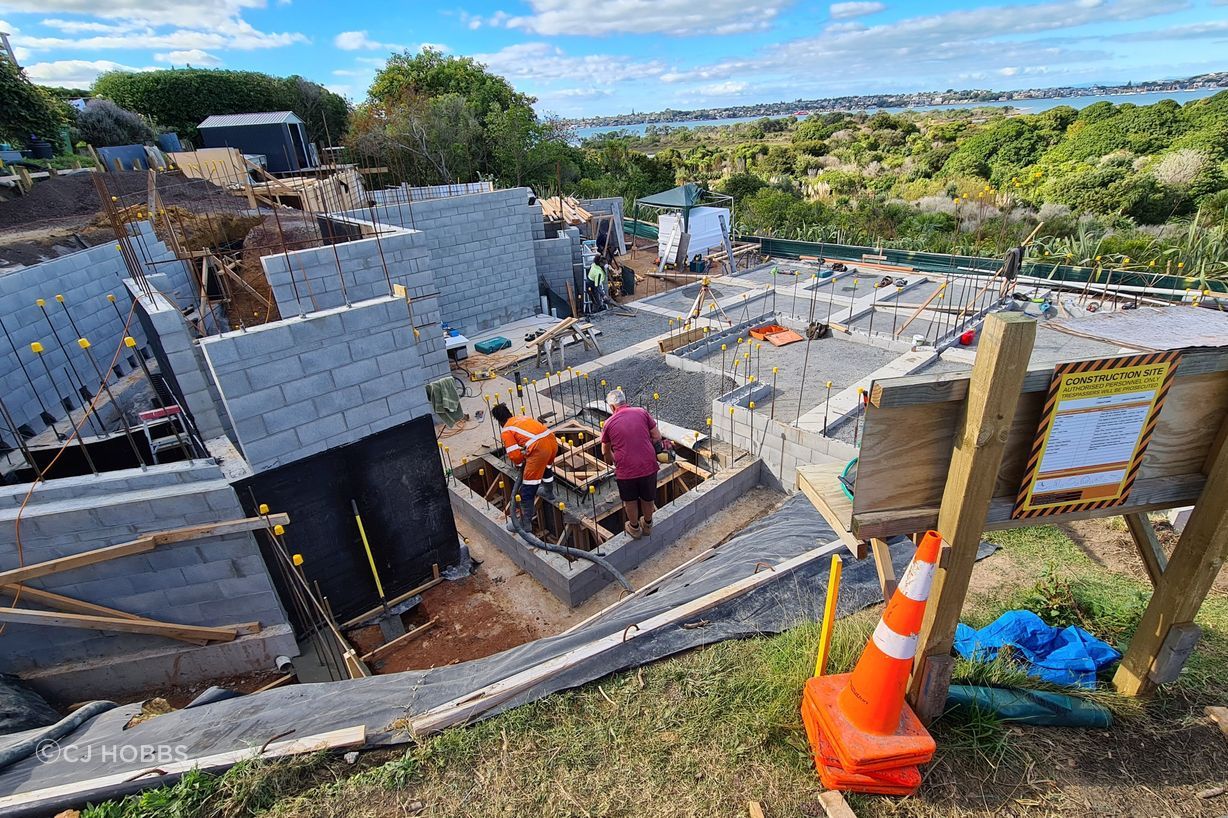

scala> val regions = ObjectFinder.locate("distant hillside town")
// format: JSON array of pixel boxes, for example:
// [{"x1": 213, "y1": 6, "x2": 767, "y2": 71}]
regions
[{"x1": 569, "y1": 71, "x2": 1228, "y2": 128}]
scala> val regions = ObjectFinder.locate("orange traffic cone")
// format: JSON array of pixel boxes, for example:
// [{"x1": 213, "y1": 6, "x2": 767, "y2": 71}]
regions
[
  {"x1": 802, "y1": 688, "x2": 922, "y2": 795},
  {"x1": 804, "y1": 530, "x2": 943, "y2": 777}
]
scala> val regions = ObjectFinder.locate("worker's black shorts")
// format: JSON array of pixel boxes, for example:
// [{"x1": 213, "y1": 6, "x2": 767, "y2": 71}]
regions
[{"x1": 616, "y1": 472, "x2": 658, "y2": 503}]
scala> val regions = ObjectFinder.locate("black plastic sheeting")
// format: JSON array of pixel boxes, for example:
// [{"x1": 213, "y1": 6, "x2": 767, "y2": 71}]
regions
[{"x1": 0, "y1": 494, "x2": 996, "y2": 815}]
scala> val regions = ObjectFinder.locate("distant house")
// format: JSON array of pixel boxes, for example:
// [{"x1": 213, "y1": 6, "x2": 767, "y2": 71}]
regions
[{"x1": 197, "y1": 111, "x2": 315, "y2": 174}]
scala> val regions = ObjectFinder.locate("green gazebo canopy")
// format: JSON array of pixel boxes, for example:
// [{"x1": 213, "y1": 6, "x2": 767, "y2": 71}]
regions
[{"x1": 634, "y1": 183, "x2": 731, "y2": 231}]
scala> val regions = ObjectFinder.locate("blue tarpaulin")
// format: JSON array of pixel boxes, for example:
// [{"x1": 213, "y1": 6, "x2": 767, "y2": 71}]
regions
[{"x1": 954, "y1": 610, "x2": 1121, "y2": 688}]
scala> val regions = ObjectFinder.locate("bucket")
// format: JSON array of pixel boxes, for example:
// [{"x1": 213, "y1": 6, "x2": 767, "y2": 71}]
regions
[{"x1": 30, "y1": 140, "x2": 54, "y2": 160}]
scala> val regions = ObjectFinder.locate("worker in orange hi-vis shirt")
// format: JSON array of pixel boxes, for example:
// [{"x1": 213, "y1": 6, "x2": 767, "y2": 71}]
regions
[{"x1": 491, "y1": 402, "x2": 558, "y2": 530}]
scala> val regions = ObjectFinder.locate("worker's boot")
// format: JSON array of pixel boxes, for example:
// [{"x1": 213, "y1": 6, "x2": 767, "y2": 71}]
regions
[
  {"x1": 625, "y1": 520, "x2": 642, "y2": 539},
  {"x1": 641, "y1": 517, "x2": 653, "y2": 536}
]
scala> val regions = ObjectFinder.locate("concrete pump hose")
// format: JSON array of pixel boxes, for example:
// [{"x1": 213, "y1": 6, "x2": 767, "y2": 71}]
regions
[
  {"x1": 508, "y1": 473, "x2": 634, "y2": 594},
  {"x1": 0, "y1": 700, "x2": 117, "y2": 772}
]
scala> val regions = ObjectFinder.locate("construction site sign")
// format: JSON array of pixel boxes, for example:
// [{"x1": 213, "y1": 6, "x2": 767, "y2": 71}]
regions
[{"x1": 1013, "y1": 351, "x2": 1181, "y2": 518}]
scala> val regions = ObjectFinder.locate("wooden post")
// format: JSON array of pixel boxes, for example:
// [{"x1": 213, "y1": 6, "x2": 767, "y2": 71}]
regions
[
  {"x1": 906, "y1": 313, "x2": 1036, "y2": 722},
  {"x1": 1113, "y1": 417, "x2": 1228, "y2": 696},
  {"x1": 1123, "y1": 512, "x2": 1167, "y2": 586},
  {"x1": 869, "y1": 538, "x2": 897, "y2": 599}
]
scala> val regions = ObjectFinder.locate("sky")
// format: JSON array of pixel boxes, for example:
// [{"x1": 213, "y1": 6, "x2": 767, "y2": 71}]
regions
[{"x1": 1, "y1": 0, "x2": 1226, "y2": 118}]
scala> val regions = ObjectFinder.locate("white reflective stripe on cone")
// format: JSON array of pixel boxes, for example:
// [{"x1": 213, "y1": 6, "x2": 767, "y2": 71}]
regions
[
  {"x1": 872, "y1": 620, "x2": 919, "y2": 661},
  {"x1": 897, "y1": 559, "x2": 936, "y2": 603}
]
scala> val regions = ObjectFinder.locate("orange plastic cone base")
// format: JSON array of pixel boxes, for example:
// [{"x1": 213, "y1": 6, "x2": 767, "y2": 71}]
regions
[
  {"x1": 802, "y1": 689, "x2": 922, "y2": 795},
  {"x1": 805, "y1": 674, "x2": 935, "y2": 773}
]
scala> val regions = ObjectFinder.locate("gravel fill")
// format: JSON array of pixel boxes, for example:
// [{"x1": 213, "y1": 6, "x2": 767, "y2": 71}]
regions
[
  {"x1": 545, "y1": 355, "x2": 734, "y2": 433},
  {"x1": 698, "y1": 324, "x2": 897, "y2": 424}
]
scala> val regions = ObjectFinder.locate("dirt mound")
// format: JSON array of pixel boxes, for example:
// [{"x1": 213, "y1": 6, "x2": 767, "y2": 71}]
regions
[{"x1": 0, "y1": 171, "x2": 248, "y2": 232}]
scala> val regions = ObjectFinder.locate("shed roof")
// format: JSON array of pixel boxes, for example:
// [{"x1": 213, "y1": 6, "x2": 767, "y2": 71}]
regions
[{"x1": 198, "y1": 111, "x2": 305, "y2": 129}]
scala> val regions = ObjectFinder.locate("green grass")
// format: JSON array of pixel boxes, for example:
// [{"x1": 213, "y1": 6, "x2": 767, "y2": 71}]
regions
[{"x1": 82, "y1": 523, "x2": 1228, "y2": 818}]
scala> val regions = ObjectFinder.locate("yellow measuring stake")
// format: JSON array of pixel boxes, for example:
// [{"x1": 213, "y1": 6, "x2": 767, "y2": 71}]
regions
[
  {"x1": 351, "y1": 500, "x2": 385, "y2": 600},
  {"x1": 813, "y1": 554, "x2": 843, "y2": 677}
]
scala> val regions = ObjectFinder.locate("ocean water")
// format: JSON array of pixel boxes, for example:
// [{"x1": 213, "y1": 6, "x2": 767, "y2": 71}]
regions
[{"x1": 573, "y1": 88, "x2": 1224, "y2": 140}]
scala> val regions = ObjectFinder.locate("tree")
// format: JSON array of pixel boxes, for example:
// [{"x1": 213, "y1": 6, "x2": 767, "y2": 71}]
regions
[
  {"x1": 92, "y1": 69, "x2": 349, "y2": 143},
  {"x1": 0, "y1": 60, "x2": 66, "y2": 147},
  {"x1": 75, "y1": 99, "x2": 155, "y2": 147},
  {"x1": 370, "y1": 48, "x2": 531, "y2": 115},
  {"x1": 356, "y1": 47, "x2": 572, "y2": 188}
]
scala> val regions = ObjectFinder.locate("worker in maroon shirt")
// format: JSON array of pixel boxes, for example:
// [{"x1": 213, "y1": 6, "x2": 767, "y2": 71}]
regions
[{"x1": 600, "y1": 388, "x2": 664, "y2": 539}]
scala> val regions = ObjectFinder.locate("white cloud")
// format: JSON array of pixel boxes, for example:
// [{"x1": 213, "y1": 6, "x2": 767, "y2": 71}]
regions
[
  {"x1": 550, "y1": 88, "x2": 612, "y2": 99},
  {"x1": 475, "y1": 42, "x2": 665, "y2": 86},
  {"x1": 697, "y1": 80, "x2": 748, "y2": 96},
  {"x1": 155, "y1": 48, "x2": 220, "y2": 66},
  {"x1": 476, "y1": 0, "x2": 789, "y2": 35},
  {"x1": 8, "y1": 0, "x2": 307, "y2": 55},
  {"x1": 17, "y1": 23, "x2": 307, "y2": 53},
  {"x1": 652, "y1": 0, "x2": 1189, "y2": 99},
  {"x1": 23, "y1": 58, "x2": 153, "y2": 86},
  {"x1": 333, "y1": 30, "x2": 404, "y2": 51},
  {"x1": 40, "y1": 18, "x2": 139, "y2": 34},
  {"x1": 829, "y1": 2, "x2": 886, "y2": 19}
]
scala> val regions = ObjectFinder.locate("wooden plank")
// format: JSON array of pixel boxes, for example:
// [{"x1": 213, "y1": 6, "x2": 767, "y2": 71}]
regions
[
  {"x1": 0, "y1": 538, "x2": 157, "y2": 586},
  {"x1": 362, "y1": 619, "x2": 438, "y2": 663},
  {"x1": 853, "y1": 472, "x2": 1207, "y2": 540},
  {"x1": 855, "y1": 366, "x2": 1228, "y2": 530},
  {"x1": 748, "y1": 802, "x2": 767, "y2": 818},
  {"x1": 0, "y1": 585, "x2": 209, "y2": 645},
  {"x1": 872, "y1": 347, "x2": 1228, "y2": 409},
  {"x1": 410, "y1": 541, "x2": 845, "y2": 735},
  {"x1": 907, "y1": 313, "x2": 1036, "y2": 722},
  {"x1": 869, "y1": 538, "x2": 898, "y2": 599},
  {"x1": 896, "y1": 281, "x2": 946, "y2": 335},
  {"x1": 1123, "y1": 512, "x2": 1168, "y2": 586},
  {"x1": 0, "y1": 514, "x2": 288, "y2": 586},
  {"x1": 796, "y1": 463, "x2": 858, "y2": 558},
  {"x1": 818, "y1": 791, "x2": 859, "y2": 818},
  {"x1": 1113, "y1": 413, "x2": 1228, "y2": 696},
  {"x1": 1205, "y1": 705, "x2": 1228, "y2": 740},
  {"x1": 0, "y1": 607, "x2": 257, "y2": 642},
  {"x1": 0, "y1": 726, "x2": 366, "y2": 812},
  {"x1": 340, "y1": 565, "x2": 443, "y2": 629},
  {"x1": 149, "y1": 513, "x2": 289, "y2": 545}
]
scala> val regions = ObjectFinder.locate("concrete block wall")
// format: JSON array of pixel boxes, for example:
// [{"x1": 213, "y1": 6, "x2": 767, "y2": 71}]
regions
[
  {"x1": 261, "y1": 216, "x2": 430, "y2": 318},
  {"x1": 0, "y1": 222, "x2": 186, "y2": 439},
  {"x1": 0, "y1": 461, "x2": 296, "y2": 698},
  {"x1": 130, "y1": 284, "x2": 230, "y2": 441},
  {"x1": 534, "y1": 230, "x2": 579, "y2": 309},
  {"x1": 200, "y1": 294, "x2": 448, "y2": 472},
  {"x1": 338, "y1": 187, "x2": 540, "y2": 334}
]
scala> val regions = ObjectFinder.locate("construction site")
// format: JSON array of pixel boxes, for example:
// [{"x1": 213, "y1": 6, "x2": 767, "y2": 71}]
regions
[{"x1": 1, "y1": 155, "x2": 1227, "y2": 818}]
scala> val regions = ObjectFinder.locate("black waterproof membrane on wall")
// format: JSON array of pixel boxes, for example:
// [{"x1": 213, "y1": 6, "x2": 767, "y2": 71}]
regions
[{"x1": 236, "y1": 414, "x2": 459, "y2": 630}]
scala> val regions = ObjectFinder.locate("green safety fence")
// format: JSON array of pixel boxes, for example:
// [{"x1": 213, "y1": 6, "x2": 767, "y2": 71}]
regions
[{"x1": 738, "y1": 235, "x2": 1228, "y2": 296}]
